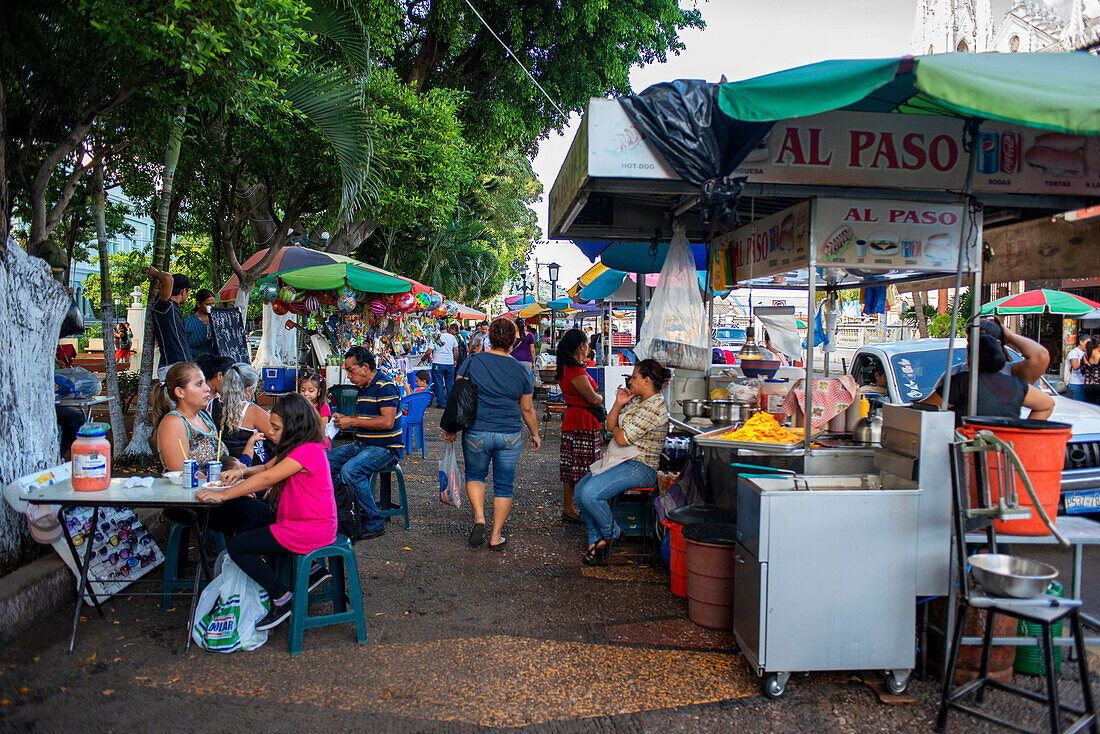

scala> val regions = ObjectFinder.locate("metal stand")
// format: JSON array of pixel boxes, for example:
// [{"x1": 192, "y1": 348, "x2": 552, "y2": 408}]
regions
[{"x1": 936, "y1": 438, "x2": 1097, "y2": 733}]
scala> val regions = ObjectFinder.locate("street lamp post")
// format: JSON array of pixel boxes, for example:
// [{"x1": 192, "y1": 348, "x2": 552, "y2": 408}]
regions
[{"x1": 547, "y1": 262, "x2": 560, "y2": 349}]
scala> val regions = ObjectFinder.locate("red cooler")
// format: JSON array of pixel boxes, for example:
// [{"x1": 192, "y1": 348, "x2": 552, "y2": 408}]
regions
[{"x1": 665, "y1": 505, "x2": 734, "y2": 598}]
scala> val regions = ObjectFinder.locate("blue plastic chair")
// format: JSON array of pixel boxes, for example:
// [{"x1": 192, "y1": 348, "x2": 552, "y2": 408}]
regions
[
  {"x1": 160, "y1": 521, "x2": 228, "y2": 610},
  {"x1": 401, "y1": 390, "x2": 433, "y2": 458},
  {"x1": 406, "y1": 370, "x2": 433, "y2": 394}
]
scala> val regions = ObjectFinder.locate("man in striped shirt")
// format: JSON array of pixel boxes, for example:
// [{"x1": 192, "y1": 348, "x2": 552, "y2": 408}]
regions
[{"x1": 330, "y1": 347, "x2": 405, "y2": 539}]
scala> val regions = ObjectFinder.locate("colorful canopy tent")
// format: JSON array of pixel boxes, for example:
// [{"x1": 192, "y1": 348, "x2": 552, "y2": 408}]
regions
[
  {"x1": 454, "y1": 304, "x2": 487, "y2": 320},
  {"x1": 574, "y1": 240, "x2": 709, "y2": 274},
  {"x1": 504, "y1": 294, "x2": 538, "y2": 306},
  {"x1": 980, "y1": 289, "x2": 1100, "y2": 316},
  {"x1": 502, "y1": 302, "x2": 550, "y2": 319},
  {"x1": 714, "y1": 53, "x2": 1100, "y2": 134},
  {"x1": 219, "y1": 246, "x2": 431, "y2": 300},
  {"x1": 257, "y1": 262, "x2": 411, "y2": 294}
]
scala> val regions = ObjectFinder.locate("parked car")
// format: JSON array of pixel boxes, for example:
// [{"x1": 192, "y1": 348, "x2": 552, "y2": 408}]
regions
[
  {"x1": 246, "y1": 330, "x2": 262, "y2": 355},
  {"x1": 848, "y1": 339, "x2": 1100, "y2": 513}
]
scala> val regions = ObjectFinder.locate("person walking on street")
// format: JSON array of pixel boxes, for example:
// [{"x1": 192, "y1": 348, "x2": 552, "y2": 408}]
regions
[
  {"x1": 426, "y1": 322, "x2": 459, "y2": 408},
  {"x1": 469, "y1": 320, "x2": 491, "y2": 355},
  {"x1": 443, "y1": 317, "x2": 541, "y2": 551},
  {"x1": 556, "y1": 329, "x2": 602, "y2": 524},
  {"x1": 329, "y1": 346, "x2": 404, "y2": 539},
  {"x1": 1067, "y1": 333, "x2": 1089, "y2": 402},
  {"x1": 511, "y1": 319, "x2": 537, "y2": 377},
  {"x1": 147, "y1": 267, "x2": 193, "y2": 382},
  {"x1": 185, "y1": 288, "x2": 217, "y2": 359}
]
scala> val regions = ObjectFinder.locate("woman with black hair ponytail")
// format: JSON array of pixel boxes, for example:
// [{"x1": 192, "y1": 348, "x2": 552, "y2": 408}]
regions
[{"x1": 195, "y1": 393, "x2": 337, "y2": 632}]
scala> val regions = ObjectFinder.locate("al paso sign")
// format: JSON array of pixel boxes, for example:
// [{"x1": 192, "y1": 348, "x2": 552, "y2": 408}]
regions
[
  {"x1": 813, "y1": 197, "x2": 975, "y2": 274},
  {"x1": 734, "y1": 111, "x2": 1100, "y2": 196}
]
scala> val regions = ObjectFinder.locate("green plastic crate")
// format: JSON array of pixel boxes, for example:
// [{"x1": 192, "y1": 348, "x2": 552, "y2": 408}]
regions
[{"x1": 1014, "y1": 581, "x2": 1064, "y2": 676}]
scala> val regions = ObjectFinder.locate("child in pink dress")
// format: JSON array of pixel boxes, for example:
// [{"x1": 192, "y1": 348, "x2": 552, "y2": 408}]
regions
[
  {"x1": 299, "y1": 371, "x2": 333, "y2": 448},
  {"x1": 195, "y1": 393, "x2": 337, "y2": 632}
]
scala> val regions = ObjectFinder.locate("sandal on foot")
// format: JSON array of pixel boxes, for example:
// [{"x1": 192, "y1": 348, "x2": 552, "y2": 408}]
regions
[
  {"x1": 468, "y1": 523, "x2": 486, "y2": 547},
  {"x1": 582, "y1": 541, "x2": 609, "y2": 567},
  {"x1": 488, "y1": 536, "x2": 507, "y2": 551}
]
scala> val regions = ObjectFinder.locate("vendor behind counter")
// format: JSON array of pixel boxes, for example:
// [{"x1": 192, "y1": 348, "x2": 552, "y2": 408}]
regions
[{"x1": 922, "y1": 334, "x2": 1053, "y2": 426}]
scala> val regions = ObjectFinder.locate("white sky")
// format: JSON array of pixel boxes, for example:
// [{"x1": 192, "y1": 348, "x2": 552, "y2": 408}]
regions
[{"x1": 526, "y1": 0, "x2": 1098, "y2": 288}]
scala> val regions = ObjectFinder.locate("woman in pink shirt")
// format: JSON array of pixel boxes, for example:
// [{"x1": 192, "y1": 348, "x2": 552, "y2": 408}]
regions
[{"x1": 196, "y1": 393, "x2": 337, "y2": 632}]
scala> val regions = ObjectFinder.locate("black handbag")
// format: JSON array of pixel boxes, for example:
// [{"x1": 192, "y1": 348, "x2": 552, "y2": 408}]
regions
[
  {"x1": 440, "y1": 363, "x2": 478, "y2": 433},
  {"x1": 584, "y1": 404, "x2": 607, "y2": 422}
]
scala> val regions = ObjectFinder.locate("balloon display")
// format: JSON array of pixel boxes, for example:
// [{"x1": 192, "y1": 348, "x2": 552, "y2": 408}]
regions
[
  {"x1": 272, "y1": 300, "x2": 290, "y2": 315},
  {"x1": 303, "y1": 295, "x2": 321, "y2": 312},
  {"x1": 336, "y1": 292, "x2": 357, "y2": 312},
  {"x1": 428, "y1": 292, "x2": 444, "y2": 309},
  {"x1": 415, "y1": 292, "x2": 431, "y2": 309},
  {"x1": 258, "y1": 282, "x2": 279, "y2": 302},
  {"x1": 397, "y1": 292, "x2": 416, "y2": 312},
  {"x1": 369, "y1": 299, "x2": 387, "y2": 314},
  {"x1": 277, "y1": 285, "x2": 297, "y2": 304}
]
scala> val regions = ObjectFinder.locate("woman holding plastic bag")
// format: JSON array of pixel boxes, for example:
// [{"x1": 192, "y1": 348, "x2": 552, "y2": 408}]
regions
[
  {"x1": 195, "y1": 393, "x2": 337, "y2": 633},
  {"x1": 442, "y1": 318, "x2": 540, "y2": 551}
]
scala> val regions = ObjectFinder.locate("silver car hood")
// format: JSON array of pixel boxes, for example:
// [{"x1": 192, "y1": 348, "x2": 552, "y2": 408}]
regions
[{"x1": 1050, "y1": 395, "x2": 1100, "y2": 439}]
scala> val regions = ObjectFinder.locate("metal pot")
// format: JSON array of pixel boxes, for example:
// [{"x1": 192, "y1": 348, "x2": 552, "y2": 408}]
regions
[
  {"x1": 710, "y1": 400, "x2": 753, "y2": 425},
  {"x1": 679, "y1": 399, "x2": 710, "y2": 419},
  {"x1": 853, "y1": 400, "x2": 883, "y2": 443},
  {"x1": 968, "y1": 553, "x2": 1058, "y2": 599}
]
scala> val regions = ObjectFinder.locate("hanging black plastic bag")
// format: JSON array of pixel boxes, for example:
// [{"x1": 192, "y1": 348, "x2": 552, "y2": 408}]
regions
[{"x1": 59, "y1": 298, "x2": 84, "y2": 337}]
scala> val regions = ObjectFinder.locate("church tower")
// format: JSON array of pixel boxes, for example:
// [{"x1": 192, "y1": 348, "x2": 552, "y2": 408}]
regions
[{"x1": 910, "y1": 0, "x2": 995, "y2": 55}]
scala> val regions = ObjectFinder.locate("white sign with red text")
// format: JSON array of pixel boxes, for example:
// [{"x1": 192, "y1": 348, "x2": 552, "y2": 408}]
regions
[
  {"x1": 730, "y1": 111, "x2": 1100, "y2": 196},
  {"x1": 813, "y1": 197, "x2": 976, "y2": 273},
  {"x1": 713, "y1": 200, "x2": 812, "y2": 283}
]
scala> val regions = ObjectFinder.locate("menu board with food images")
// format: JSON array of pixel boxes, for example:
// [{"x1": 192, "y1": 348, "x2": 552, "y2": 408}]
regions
[
  {"x1": 711, "y1": 200, "x2": 811, "y2": 287},
  {"x1": 812, "y1": 197, "x2": 975, "y2": 273}
]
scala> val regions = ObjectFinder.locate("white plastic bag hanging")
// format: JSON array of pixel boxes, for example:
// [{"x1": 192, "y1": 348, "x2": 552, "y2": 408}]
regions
[
  {"x1": 439, "y1": 442, "x2": 462, "y2": 508},
  {"x1": 634, "y1": 225, "x2": 709, "y2": 371},
  {"x1": 191, "y1": 552, "x2": 271, "y2": 653}
]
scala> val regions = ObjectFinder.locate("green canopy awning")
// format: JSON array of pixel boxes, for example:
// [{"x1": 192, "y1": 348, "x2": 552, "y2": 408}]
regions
[
  {"x1": 716, "y1": 53, "x2": 1100, "y2": 134},
  {"x1": 259, "y1": 262, "x2": 411, "y2": 294}
]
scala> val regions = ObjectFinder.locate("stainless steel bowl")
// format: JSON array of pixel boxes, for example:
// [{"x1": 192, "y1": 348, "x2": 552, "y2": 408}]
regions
[
  {"x1": 968, "y1": 553, "x2": 1058, "y2": 599},
  {"x1": 710, "y1": 400, "x2": 753, "y2": 425},
  {"x1": 679, "y1": 399, "x2": 710, "y2": 419}
]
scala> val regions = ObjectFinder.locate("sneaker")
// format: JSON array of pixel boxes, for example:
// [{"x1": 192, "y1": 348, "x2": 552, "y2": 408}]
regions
[
  {"x1": 307, "y1": 566, "x2": 332, "y2": 593},
  {"x1": 360, "y1": 527, "x2": 385, "y2": 540},
  {"x1": 256, "y1": 602, "x2": 292, "y2": 631}
]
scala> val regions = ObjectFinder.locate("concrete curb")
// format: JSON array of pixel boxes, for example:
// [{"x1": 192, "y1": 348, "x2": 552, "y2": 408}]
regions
[{"x1": 0, "y1": 509, "x2": 167, "y2": 642}]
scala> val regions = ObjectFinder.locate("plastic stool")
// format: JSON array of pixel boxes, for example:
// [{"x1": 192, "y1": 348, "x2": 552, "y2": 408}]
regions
[
  {"x1": 276, "y1": 534, "x2": 367, "y2": 655},
  {"x1": 160, "y1": 521, "x2": 227, "y2": 610},
  {"x1": 368, "y1": 464, "x2": 410, "y2": 530},
  {"x1": 608, "y1": 487, "x2": 657, "y2": 561}
]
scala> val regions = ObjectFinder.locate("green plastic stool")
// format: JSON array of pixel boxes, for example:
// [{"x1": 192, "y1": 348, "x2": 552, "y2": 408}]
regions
[
  {"x1": 276, "y1": 534, "x2": 367, "y2": 655},
  {"x1": 160, "y1": 521, "x2": 227, "y2": 610},
  {"x1": 368, "y1": 464, "x2": 410, "y2": 530}
]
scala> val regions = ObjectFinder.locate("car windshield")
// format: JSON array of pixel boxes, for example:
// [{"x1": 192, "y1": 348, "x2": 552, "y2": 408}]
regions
[{"x1": 890, "y1": 349, "x2": 967, "y2": 401}]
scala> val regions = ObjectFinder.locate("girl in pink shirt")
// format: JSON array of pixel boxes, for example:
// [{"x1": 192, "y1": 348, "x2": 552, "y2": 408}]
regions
[
  {"x1": 299, "y1": 371, "x2": 333, "y2": 448},
  {"x1": 196, "y1": 393, "x2": 337, "y2": 632}
]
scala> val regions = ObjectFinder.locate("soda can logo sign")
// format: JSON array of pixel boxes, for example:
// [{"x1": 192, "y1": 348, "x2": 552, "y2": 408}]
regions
[
  {"x1": 1000, "y1": 132, "x2": 1022, "y2": 174},
  {"x1": 977, "y1": 131, "x2": 999, "y2": 174}
]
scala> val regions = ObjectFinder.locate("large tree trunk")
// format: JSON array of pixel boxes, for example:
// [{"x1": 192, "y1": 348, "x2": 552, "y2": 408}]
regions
[
  {"x1": 0, "y1": 244, "x2": 70, "y2": 567},
  {"x1": 914, "y1": 290, "x2": 930, "y2": 339},
  {"x1": 94, "y1": 162, "x2": 127, "y2": 457},
  {"x1": 126, "y1": 109, "x2": 185, "y2": 456}
]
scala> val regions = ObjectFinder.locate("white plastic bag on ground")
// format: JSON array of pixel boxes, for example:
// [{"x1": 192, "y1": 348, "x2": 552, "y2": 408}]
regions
[
  {"x1": 634, "y1": 225, "x2": 709, "y2": 371},
  {"x1": 191, "y1": 552, "x2": 271, "y2": 652},
  {"x1": 439, "y1": 442, "x2": 462, "y2": 508}
]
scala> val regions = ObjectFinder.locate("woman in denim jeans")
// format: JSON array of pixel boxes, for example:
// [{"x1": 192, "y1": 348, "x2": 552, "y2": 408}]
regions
[
  {"x1": 443, "y1": 318, "x2": 541, "y2": 550},
  {"x1": 575, "y1": 359, "x2": 670, "y2": 566}
]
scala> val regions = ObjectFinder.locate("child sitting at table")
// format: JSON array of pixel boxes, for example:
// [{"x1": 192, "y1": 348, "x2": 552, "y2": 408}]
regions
[
  {"x1": 195, "y1": 393, "x2": 337, "y2": 632},
  {"x1": 298, "y1": 370, "x2": 333, "y2": 448}
]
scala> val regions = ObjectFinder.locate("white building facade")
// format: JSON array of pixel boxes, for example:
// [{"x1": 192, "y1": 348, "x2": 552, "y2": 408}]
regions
[{"x1": 911, "y1": 0, "x2": 1097, "y2": 55}]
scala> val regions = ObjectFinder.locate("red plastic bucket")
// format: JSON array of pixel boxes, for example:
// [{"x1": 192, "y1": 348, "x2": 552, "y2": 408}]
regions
[
  {"x1": 663, "y1": 520, "x2": 688, "y2": 597},
  {"x1": 664, "y1": 505, "x2": 735, "y2": 599},
  {"x1": 960, "y1": 418, "x2": 1071, "y2": 536}
]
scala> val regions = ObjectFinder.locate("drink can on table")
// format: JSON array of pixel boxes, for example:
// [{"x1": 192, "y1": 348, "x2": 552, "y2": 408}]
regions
[
  {"x1": 182, "y1": 460, "x2": 199, "y2": 489},
  {"x1": 206, "y1": 461, "x2": 222, "y2": 486}
]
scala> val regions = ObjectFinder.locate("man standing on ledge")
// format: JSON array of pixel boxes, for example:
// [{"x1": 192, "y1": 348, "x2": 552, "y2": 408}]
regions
[
  {"x1": 330, "y1": 346, "x2": 404, "y2": 539},
  {"x1": 147, "y1": 267, "x2": 193, "y2": 382}
]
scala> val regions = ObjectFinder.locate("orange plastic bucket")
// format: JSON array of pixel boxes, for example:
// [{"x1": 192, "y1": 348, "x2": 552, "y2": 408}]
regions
[{"x1": 960, "y1": 418, "x2": 1071, "y2": 536}]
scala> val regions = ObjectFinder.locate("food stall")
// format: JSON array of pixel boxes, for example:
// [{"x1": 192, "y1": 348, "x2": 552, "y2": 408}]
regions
[{"x1": 548, "y1": 52, "x2": 1100, "y2": 696}]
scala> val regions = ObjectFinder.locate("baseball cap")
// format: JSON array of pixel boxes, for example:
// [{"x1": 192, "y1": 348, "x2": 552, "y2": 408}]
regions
[{"x1": 170, "y1": 273, "x2": 194, "y2": 296}]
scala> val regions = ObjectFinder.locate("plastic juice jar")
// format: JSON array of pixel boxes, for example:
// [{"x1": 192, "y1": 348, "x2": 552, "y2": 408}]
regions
[
  {"x1": 760, "y1": 379, "x2": 790, "y2": 421},
  {"x1": 71, "y1": 422, "x2": 111, "y2": 491}
]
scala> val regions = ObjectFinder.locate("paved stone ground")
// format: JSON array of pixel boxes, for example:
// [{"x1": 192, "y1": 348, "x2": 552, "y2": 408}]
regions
[{"x1": 1, "y1": 409, "x2": 1098, "y2": 732}]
